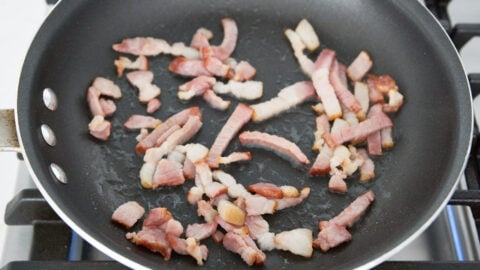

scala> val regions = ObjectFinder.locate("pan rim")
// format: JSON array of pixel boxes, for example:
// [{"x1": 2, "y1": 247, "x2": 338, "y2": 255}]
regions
[{"x1": 14, "y1": 0, "x2": 473, "y2": 269}]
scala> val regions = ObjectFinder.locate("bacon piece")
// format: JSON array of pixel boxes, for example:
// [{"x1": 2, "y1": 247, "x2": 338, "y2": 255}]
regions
[
  {"x1": 312, "y1": 49, "x2": 342, "y2": 120},
  {"x1": 146, "y1": 99, "x2": 161, "y2": 114},
  {"x1": 312, "y1": 222, "x2": 351, "y2": 252},
  {"x1": 381, "y1": 127, "x2": 394, "y2": 148},
  {"x1": 113, "y1": 37, "x2": 170, "y2": 56},
  {"x1": 178, "y1": 76, "x2": 216, "y2": 101},
  {"x1": 114, "y1": 55, "x2": 148, "y2": 77},
  {"x1": 197, "y1": 200, "x2": 218, "y2": 223},
  {"x1": 212, "y1": 170, "x2": 237, "y2": 187},
  {"x1": 295, "y1": 19, "x2": 320, "y2": 51},
  {"x1": 202, "y1": 89, "x2": 231, "y2": 111},
  {"x1": 239, "y1": 131, "x2": 310, "y2": 166},
  {"x1": 217, "y1": 151, "x2": 251, "y2": 165},
  {"x1": 126, "y1": 229, "x2": 172, "y2": 260},
  {"x1": 195, "y1": 161, "x2": 213, "y2": 191},
  {"x1": 275, "y1": 187, "x2": 310, "y2": 210},
  {"x1": 213, "y1": 80, "x2": 263, "y2": 100},
  {"x1": 99, "y1": 98, "x2": 116, "y2": 116},
  {"x1": 330, "y1": 60, "x2": 362, "y2": 116},
  {"x1": 214, "y1": 215, "x2": 248, "y2": 235},
  {"x1": 367, "y1": 74, "x2": 398, "y2": 93},
  {"x1": 190, "y1": 28, "x2": 213, "y2": 49},
  {"x1": 166, "y1": 234, "x2": 208, "y2": 265},
  {"x1": 312, "y1": 102, "x2": 325, "y2": 115},
  {"x1": 136, "y1": 128, "x2": 149, "y2": 142},
  {"x1": 231, "y1": 61, "x2": 256, "y2": 81},
  {"x1": 247, "y1": 183, "x2": 283, "y2": 199},
  {"x1": 312, "y1": 114, "x2": 330, "y2": 151},
  {"x1": 251, "y1": 81, "x2": 316, "y2": 122},
  {"x1": 152, "y1": 159, "x2": 185, "y2": 188},
  {"x1": 347, "y1": 51, "x2": 373, "y2": 81},
  {"x1": 183, "y1": 158, "x2": 196, "y2": 180},
  {"x1": 92, "y1": 77, "x2": 122, "y2": 99},
  {"x1": 169, "y1": 57, "x2": 211, "y2": 77},
  {"x1": 367, "y1": 75, "x2": 385, "y2": 104},
  {"x1": 187, "y1": 186, "x2": 204, "y2": 205},
  {"x1": 329, "y1": 174, "x2": 347, "y2": 193},
  {"x1": 170, "y1": 42, "x2": 200, "y2": 59},
  {"x1": 184, "y1": 143, "x2": 209, "y2": 164},
  {"x1": 354, "y1": 82, "x2": 370, "y2": 119},
  {"x1": 358, "y1": 148, "x2": 375, "y2": 181},
  {"x1": 126, "y1": 70, "x2": 161, "y2": 103},
  {"x1": 367, "y1": 104, "x2": 387, "y2": 155},
  {"x1": 203, "y1": 57, "x2": 232, "y2": 77},
  {"x1": 112, "y1": 201, "x2": 145, "y2": 229},
  {"x1": 164, "y1": 219, "x2": 184, "y2": 237},
  {"x1": 124, "y1": 115, "x2": 162, "y2": 130},
  {"x1": 223, "y1": 232, "x2": 266, "y2": 266},
  {"x1": 324, "y1": 113, "x2": 393, "y2": 148},
  {"x1": 186, "y1": 222, "x2": 218, "y2": 240},
  {"x1": 245, "y1": 195, "x2": 276, "y2": 216},
  {"x1": 136, "y1": 107, "x2": 201, "y2": 154},
  {"x1": 88, "y1": 115, "x2": 111, "y2": 141},
  {"x1": 143, "y1": 208, "x2": 173, "y2": 229},
  {"x1": 383, "y1": 90, "x2": 404, "y2": 113},
  {"x1": 202, "y1": 18, "x2": 238, "y2": 61},
  {"x1": 207, "y1": 103, "x2": 253, "y2": 168},
  {"x1": 228, "y1": 184, "x2": 252, "y2": 200},
  {"x1": 155, "y1": 125, "x2": 181, "y2": 147},
  {"x1": 87, "y1": 87, "x2": 104, "y2": 116},
  {"x1": 274, "y1": 228, "x2": 313, "y2": 257},
  {"x1": 245, "y1": 215, "x2": 269, "y2": 240},
  {"x1": 204, "y1": 182, "x2": 228, "y2": 199},
  {"x1": 310, "y1": 146, "x2": 333, "y2": 175},
  {"x1": 212, "y1": 230, "x2": 225, "y2": 243},
  {"x1": 284, "y1": 29, "x2": 314, "y2": 76}
]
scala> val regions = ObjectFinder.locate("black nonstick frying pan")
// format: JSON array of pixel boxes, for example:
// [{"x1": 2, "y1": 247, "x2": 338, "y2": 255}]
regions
[{"x1": 0, "y1": 0, "x2": 472, "y2": 269}]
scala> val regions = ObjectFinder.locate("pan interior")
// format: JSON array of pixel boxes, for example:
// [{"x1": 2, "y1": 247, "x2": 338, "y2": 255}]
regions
[{"x1": 17, "y1": 0, "x2": 471, "y2": 269}]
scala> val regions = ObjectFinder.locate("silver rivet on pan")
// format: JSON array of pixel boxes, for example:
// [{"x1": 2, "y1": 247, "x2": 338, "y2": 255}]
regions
[
  {"x1": 43, "y1": 88, "x2": 58, "y2": 111},
  {"x1": 40, "y1": 124, "x2": 56, "y2": 146},
  {"x1": 49, "y1": 163, "x2": 67, "y2": 184}
]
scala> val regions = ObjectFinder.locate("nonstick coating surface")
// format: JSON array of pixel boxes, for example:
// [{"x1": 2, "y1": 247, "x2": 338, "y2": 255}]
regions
[{"x1": 17, "y1": 0, "x2": 472, "y2": 269}]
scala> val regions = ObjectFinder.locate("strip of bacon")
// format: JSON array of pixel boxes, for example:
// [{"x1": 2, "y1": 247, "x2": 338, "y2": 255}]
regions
[
  {"x1": 324, "y1": 113, "x2": 393, "y2": 148},
  {"x1": 239, "y1": 131, "x2": 310, "y2": 166},
  {"x1": 114, "y1": 55, "x2": 148, "y2": 77},
  {"x1": 217, "y1": 151, "x2": 251, "y2": 165},
  {"x1": 126, "y1": 229, "x2": 172, "y2": 260},
  {"x1": 87, "y1": 87, "x2": 104, "y2": 116},
  {"x1": 251, "y1": 81, "x2": 316, "y2": 122},
  {"x1": 329, "y1": 190, "x2": 375, "y2": 227},
  {"x1": 330, "y1": 59, "x2": 362, "y2": 116},
  {"x1": 124, "y1": 115, "x2": 162, "y2": 130},
  {"x1": 328, "y1": 173, "x2": 347, "y2": 193},
  {"x1": 206, "y1": 103, "x2": 253, "y2": 168},
  {"x1": 247, "y1": 183, "x2": 283, "y2": 199},
  {"x1": 88, "y1": 115, "x2": 111, "y2": 141},
  {"x1": 245, "y1": 215, "x2": 269, "y2": 240},
  {"x1": 245, "y1": 195, "x2": 277, "y2": 216},
  {"x1": 367, "y1": 75, "x2": 385, "y2": 104},
  {"x1": 232, "y1": 61, "x2": 256, "y2": 81},
  {"x1": 202, "y1": 89, "x2": 231, "y2": 111},
  {"x1": 190, "y1": 28, "x2": 213, "y2": 49},
  {"x1": 152, "y1": 159, "x2": 185, "y2": 188},
  {"x1": 202, "y1": 18, "x2": 238, "y2": 61},
  {"x1": 381, "y1": 127, "x2": 394, "y2": 149},
  {"x1": 213, "y1": 80, "x2": 263, "y2": 100},
  {"x1": 367, "y1": 74, "x2": 398, "y2": 93},
  {"x1": 186, "y1": 222, "x2": 218, "y2": 241},
  {"x1": 366, "y1": 104, "x2": 384, "y2": 155},
  {"x1": 112, "y1": 37, "x2": 170, "y2": 56},
  {"x1": 126, "y1": 70, "x2": 161, "y2": 103},
  {"x1": 312, "y1": 222, "x2": 351, "y2": 252},
  {"x1": 170, "y1": 42, "x2": 200, "y2": 59},
  {"x1": 136, "y1": 107, "x2": 201, "y2": 154},
  {"x1": 203, "y1": 57, "x2": 232, "y2": 77},
  {"x1": 92, "y1": 77, "x2": 122, "y2": 99},
  {"x1": 178, "y1": 76, "x2": 216, "y2": 101},
  {"x1": 354, "y1": 82, "x2": 370, "y2": 118},
  {"x1": 312, "y1": 49, "x2": 342, "y2": 120},
  {"x1": 112, "y1": 201, "x2": 145, "y2": 229},
  {"x1": 155, "y1": 125, "x2": 181, "y2": 147},
  {"x1": 284, "y1": 29, "x2": 314, "y2": 76},
  {"x1": 146, "y1": 99, "x2": 161, "y2": 114},
  {"x1": 347, "y1": 51, "x2": 373, "y2": 81},
  {"x1": 223, "y1": 232, "x2": 266, "y2": 266},
  {"x1": 169, "y1": 57, "x2": 211, "y2": 77}
]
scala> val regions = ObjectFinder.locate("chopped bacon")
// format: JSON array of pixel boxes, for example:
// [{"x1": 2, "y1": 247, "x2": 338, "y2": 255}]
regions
[
  {"x1": 152, "y1": 159, "x2": 185, "y2": 188},
  {"x1": 239, "y1": 131, "x2": 310, "y2": 166},
  {"x1": 112, "y1": 37, "x2": 170, "y2": 56},
  {"x1": 178, "y1": 76, "x2": 216, "y2": 101},
  {"x1": 330, "y1": 59, "x2": 362, "y2": 115},
  {"x1": 310, "y1": 145, "x2": 333, "y2": 175},
  {"x1": 87, "y1": 87, "x2": 104, "y2": 116},
  {"x1": 247, "y1": 183, "x2": 283, "y2": 199},
  {"x1": 207, "y1": 103, "x2": 253, "y2": 168},
  {"x1": 88, "y1": 115, "x2": 111, "y2": 141},
  {"x1": 99, "y1": 98, "x2": 116, "y2": 116},
  {"x1": 146, "y1": 99, "x2": 161, "y2": 114},
  {"x1": 328, "y1": 174, "x2": 347, "y2": 193},
  {"x1": 367, "y1": 104, "x2": 388, "y2": 155},
  {"x1": 358, "y1": 148, "x2": 375, "y2": 181},
  {"x1": 204, "y1": 182, "x2": 228, "y2": 199},
  {"x1": 217, "y1": 151, "x2": 251, "y2": 165},
  {"x1": 212, "y1": 230, "x2": 225, "y2": 243},
  {"x1": 295, "y1": 19, "x2": 320, "y2": 51},
  {"x1": 197, "y1": 200, "x2": 218, "y2": 223},
  {"x1": 312, "y1": 222, "x2": 351, "y2": 252},
  {"x1": 112, "y1": 201, "x2": 145, "y2": 229},
  {"x1": 275, "y1": 187, "x2": 310, "y2": 210},
  {"x1": 166, "y1": 234, "x2": 208, "y2": 265},
  {"x1": 383, "y1": 90, "x2": 404, "y2": 112},
  {"x1": 223, "y1": 232, "x2": 266, "y2": 266},
  {"x1": 312, "y1": 49, "x2": 342, "y2": 120},
  {"x1": 190, "y1": 28, "x2": 213, "y2": 49},
  {"x1": 210, "y1": 193, "x2": 230, "y2": 207},
  {"x1": 92, "y1": 77, "x2": 122, "y2": 99},
  {"x1": 114, "y1": 55, "x2": 148, "y2": 77},
  {"x1": 213, "y1": 80, "x2": 263, "y2": 100},
  {"x1": 136, "y1": 128, "x2": 149, "y2": 142},
  {"x1": 155, "y1": 125, "x2": 181, "y2": 147},
  {"x1": 284, "y1": 29, "x2": 314, "y2": 76},
  {"x1": 334, "y1": 190, "x2": 375, "y2": 227},
  {"x1": 231, "y1": 61, "x2": 256, "y2": 81},
  {"x1": 245, "y1": 215, "x2": 269, "y2": 240},
  {"x1": 124, "y1": 115, "x2": 162, "y2": 130},
  {"x1": 136, "y1": 107, "x2": 201, "y2": 154},
  {"x1": 143, "y1": 207, "x2": 173, "y2": 229},
  {"x1": 202, "y1": 18, "x2": 238, "y2": 61},
  {"x1": 367, "y1": 74, "x2": 398, "y2": 93},
  {"x1": 203, "y1": 56, "x2": 232, "y2": 77},
  {"x1": 324, "y1": 113, "x2": 393, "y2": 148},
  {"x1": 274, "y1": 228, "x2": 313, "y2": 257},
  {"x1": 187, "y1": 186, "x2": 204, "y2": 205},
  {"x1": 202, "y1": 89, "x2": 231, "y2": 110},
  {"x1": 312, "y1": 114, "x2": 330, "y2": 151},
  {"x1": 126, "y1": 70, "x2": 161, "y2": 103},
  {"x1": 170, "y1": 42, "x2": 200, "y2": 59},
  {"x1": 126, "y1": 229, "x2": 172, "y2": 260},
  {"x1": 212, "y1": 170, "x2": 237, "y2": 187},
  {"x1": 367, "y1": 75, "x2": 385, "y2": 104},
  {"x1": 169, "y1": 57, "x2": 211, "y2": 77},
  {"x1": 184, "y1": 143, "x2": 209, "y2": 163},
  {"x1": 354, "y1": 82, "x2": 370, "y2": 118},
  {"x1": 194, "y1": 161, "x2": 213, "y2": 192},
  {"x1": 245, "y1": 195, "x2": 276, "y2": 216},
  {"x1": 186, "y1": 222, "x2": 218, "y2": 240},
  {"x1": 347, "y1": 51, "x2": 373, "y2": 81},
  {"x1": 251, "y1": 81, "x2": 316, "y2": 122},
  {"x1": 183, "y1": 158, "x2": 196, "y2": 180}
]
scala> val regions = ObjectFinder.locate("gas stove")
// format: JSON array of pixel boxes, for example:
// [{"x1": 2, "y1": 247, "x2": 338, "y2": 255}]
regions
[{"x1": 1, "y1": 0, "x2": 480, "y2": 269}]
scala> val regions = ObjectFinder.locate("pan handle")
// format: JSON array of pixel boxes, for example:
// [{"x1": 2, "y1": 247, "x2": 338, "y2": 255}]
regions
[{"x1": 0, "y1": 109, "x2": 21, "y2": 152}]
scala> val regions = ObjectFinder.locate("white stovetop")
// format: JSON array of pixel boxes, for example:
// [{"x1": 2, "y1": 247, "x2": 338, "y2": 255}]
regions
[{"x1": 0, "y1": 0, "x2": 479, "y2": 265}]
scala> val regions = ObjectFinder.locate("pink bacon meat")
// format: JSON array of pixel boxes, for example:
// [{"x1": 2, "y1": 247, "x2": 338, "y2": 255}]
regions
[
  {"x1": 347, "y1": 51, "x2": 373, "y2": 81},
  {"x1": 232, "y1": 61, "x2": 256, "y2": 81},
  {"x1": 190, "y1": 28, "x2": 213, "y2": 49},
  {"x1": 223, "y1": 232, "x2": 266, "y2": 266},
  {"x1": 112, "y1": 37, "x2": 170, "y2": 56},
  {"x1": 330, "y1": 59, "x2": 363, "y2": 116},
  {"x1": 114, "y1": 55, "x2": 148, "y2": 77},
  {"x1": 111, "y1": 201, "x2": 145, "y2": 229},
  {"x1": 88, "y1": 115, "x2": 111, "y2": 141},
  {"x1": 169, "y1": 57, "x2": 211, "y2": 77},
  {"x1": 201, "y1": 18, "x2": 238, "y2": 61},
  {"x1": 124, "y1": 115, "x2": 162, "y2": 130},
  {"x1": 146, "y1": 99, "x2": 161, "y2": 114},
  {"x1": 206, "y1": 103, "x2": 253, "y2": 168},
  {"x1": 239, "y1": 131, "x2": 310, "y2": 166},
  {"x1": 202, "y1": 89, "x2": 231, "y2": 111},
  {"x1": 99, "y1": 98, "x2": 116, "y2": 116},
  {"x1": 126, "y1": 70, "x2": 161, "y2": 103},
  {"x1": 186, "y1": 222, "x2": 218, "y2": 241},
  {"x1": 152, "y1": 159, "x2": 185, "y2": 188}
]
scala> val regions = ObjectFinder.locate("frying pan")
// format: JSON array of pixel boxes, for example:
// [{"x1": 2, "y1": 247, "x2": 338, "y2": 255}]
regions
[{"x1": 0, "y1": 0, "x2": 472, "y2": 269}]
